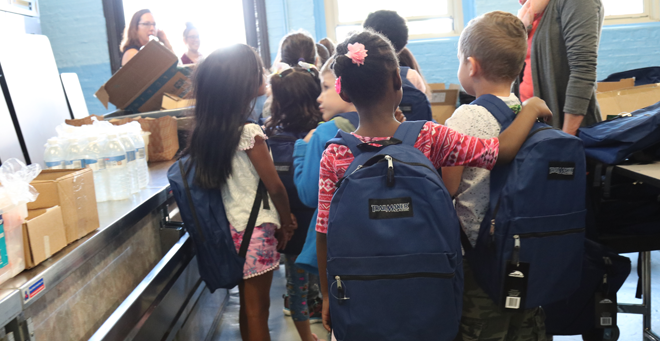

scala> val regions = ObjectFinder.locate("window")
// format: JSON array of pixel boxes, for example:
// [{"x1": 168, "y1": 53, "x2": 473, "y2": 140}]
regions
[
  {"x1": 325, "y1": 0, "x2": 463, "y2": 42},
  {"x1": 604, "y1": 0, "x2": 660, "y2": 23}
]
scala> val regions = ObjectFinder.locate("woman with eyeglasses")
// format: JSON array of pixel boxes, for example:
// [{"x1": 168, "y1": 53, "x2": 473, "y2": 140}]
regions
[
  {"x1": 120, "y1": 9, "x2": 174, "y2": 66},
  {"x1": 181, "y1": 22, "x2": 201, "y2": 65}
]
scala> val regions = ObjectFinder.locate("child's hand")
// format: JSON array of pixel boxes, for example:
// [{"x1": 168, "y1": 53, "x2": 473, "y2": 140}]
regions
[
  {"x1": 323, "y1": 296, "x2": 332, "y2": 332},
  {"x1": 521, "y1": 97, "x2": 552, "y2": 123},
  {"x1": 275, "y1": 228, "x2": 289, "y2": 251},
  {"x1": 304, "y1": 129, "x2": 316, "y2": 143}
]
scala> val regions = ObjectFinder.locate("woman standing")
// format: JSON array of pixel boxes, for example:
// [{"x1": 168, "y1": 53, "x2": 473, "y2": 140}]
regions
[
  {"x1": 181, "y1": 22, "x2": 202, "y2": 64},
  {"x1": 517, "y1": 0, "x2": 604, "y2": 135},
  {"x1": 120, "y1": 9, "x2": 174, "y2": 66}
]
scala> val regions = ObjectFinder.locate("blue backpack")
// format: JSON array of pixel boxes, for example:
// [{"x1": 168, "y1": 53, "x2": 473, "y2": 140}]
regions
[
  {"x1": 399, "y1": 67, "x2": 433, "y2": 122},
  {"x1": 578, "y1": 101, "x2": 660, "y2": 165},
  {"x1": 269, "y1": 129, "x2": 316, "y2": 255},
  {"x1": 326, "y1": 121, "x2": 463, "y2": 341},
  {"x1": 167, "y1": 156, "x2": 267, "y2": 291},
  {"x1": 464, "y1": 95, "x2": 587, "y2": 310}
]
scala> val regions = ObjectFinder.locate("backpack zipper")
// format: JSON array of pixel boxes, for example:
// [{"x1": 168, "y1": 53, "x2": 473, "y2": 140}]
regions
[
  {"x1": 334, "y1": 272, "x2": 455, "y2": 301},
  {"x1": 336, "y1": 154, "x2": 440, "y2": 188},
  {"x1": 510, "y1": 228, "x2": 584, "y2": 266}
]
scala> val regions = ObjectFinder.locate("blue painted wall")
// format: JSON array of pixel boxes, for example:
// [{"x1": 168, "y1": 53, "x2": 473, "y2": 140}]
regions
[
  {"x1": 39, "y1": 0, "x2": 115, "y2": 114},
  {"x1": 267, "y1": 0, "x2": 660, "y2": 86},
  {"x1": 266, "y1": 0, "x2": 321, "y2": 63}
]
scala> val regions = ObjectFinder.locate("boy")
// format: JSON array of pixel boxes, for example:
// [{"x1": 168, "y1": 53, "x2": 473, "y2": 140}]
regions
[{"x1": 443, "y1": 11, "x2": 547, "y2": 341}]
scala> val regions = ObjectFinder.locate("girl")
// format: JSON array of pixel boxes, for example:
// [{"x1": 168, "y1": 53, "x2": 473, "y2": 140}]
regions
[
  {"x1": 266, "y1": 64, "x2": 325, "y2": 341},
  {"x1": 315, "y1": 29, "x2": 553, "y2": 333},
  {"x1": 120, "y1": 9, "x2": 173, "y2": 66},
  {"x1": 187, "y1": 44, "x2": 296, "y2": 341},
  {"x1": 181, "y1": 22, "x2": 201, "y2": 65}
]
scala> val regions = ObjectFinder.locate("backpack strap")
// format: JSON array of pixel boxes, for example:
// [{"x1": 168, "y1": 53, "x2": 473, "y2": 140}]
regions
[
  {"x1": 400, "y1": 66, "x2": 409, "y2": 78},
  {"x1": 393, "y1": 121, "x2": 426, "y2": 146},
  {"x1": 327, "y1": 130, "x2": 364, "y2": 156},
  {"x1": 180, "y1": 160, "x2": 207, "y2": 244},
  {"x1": 471, "y1": 94, "x2": 516, "y2": 130}
]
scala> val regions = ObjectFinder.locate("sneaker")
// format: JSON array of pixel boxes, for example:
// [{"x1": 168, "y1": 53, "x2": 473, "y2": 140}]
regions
[
  {"x1": 308, "y1": 298, "x2": 323, "y2": 324},
  {"x1": 283, "y1": 294, "x2": 291, "y2": 316}
]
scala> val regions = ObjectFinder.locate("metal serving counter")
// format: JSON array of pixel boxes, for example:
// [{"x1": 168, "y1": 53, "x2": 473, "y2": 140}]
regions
[{"x1": 0, "y1": 161, "x2": 220, "y2": 340}]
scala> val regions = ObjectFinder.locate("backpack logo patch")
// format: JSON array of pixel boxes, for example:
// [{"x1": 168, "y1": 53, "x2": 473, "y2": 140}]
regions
[
  {"x1": 369, "y1": 197, "x2": 414, "y2": 219},
  {"x1": 548, "y1": 162, "x2": 575, "y2": 180}
]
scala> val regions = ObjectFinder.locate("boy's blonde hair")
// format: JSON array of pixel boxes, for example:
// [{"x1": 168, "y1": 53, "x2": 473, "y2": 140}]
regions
[{"x1": 459, "y1": 11, "x2": 528, "y2": 83}]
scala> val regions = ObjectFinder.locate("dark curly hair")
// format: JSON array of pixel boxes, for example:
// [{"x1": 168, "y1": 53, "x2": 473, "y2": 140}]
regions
[
  {"x1": 363, "y1": 10, "x2": 409, "y2": 53},
  {"x1": 279, "y1": 31, "x2": 317, "y2": 66},
  {"x1": 333, "y1": 29, "x2": 399, "y2": 106},
  {"x1": 266, "y1": 66, "x2": 323, "y2": 136}
]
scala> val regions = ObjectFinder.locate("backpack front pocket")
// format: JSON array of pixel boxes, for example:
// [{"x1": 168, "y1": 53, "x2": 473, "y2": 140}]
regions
[{"x1": 327, "y1": 253, "x2": 461, "y2": 341}]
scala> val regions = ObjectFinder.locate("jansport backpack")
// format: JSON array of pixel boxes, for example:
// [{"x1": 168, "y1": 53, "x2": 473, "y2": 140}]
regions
[
  {"x1": 269, "y1": 129, "x2": 316, "y2": 255},
  {"x1": 167, "y1": 156, "x2": 267, "y2": 291},
  {"x1": 325, "y1": 121, "x2": 463, "y2": 341},
  {"x1": 399, "y1": 67, "x2": 433, "y2": 122},
  {"x1": 463, "y1": 94, "x2": 587, "y2": 310},
  {"x1": 578, "y1": 101, "x2": 660, "y2": 165}
]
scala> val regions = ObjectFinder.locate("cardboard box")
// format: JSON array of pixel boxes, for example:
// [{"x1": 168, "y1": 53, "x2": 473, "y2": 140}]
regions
[
  {"x1": 597, "y1": 78, "x2": 635, "y2": 92},
  {"x1": 597, "y1": 83, "x2": 660, "y2": 120},
  {"x1": 23, "y1": 206, "x2": 67, "y2": 269},
  {"x1": 162, "y1": 93, "x2": 195, "y2": 110},
  {"x1": 28, "y1": 169, "x2": 100, "y2": 244},
  {"x1": 96, "y1": 40, "x2": 191, "y2": 113},
  {"x1": 429, "y1": 83, "x2": 460, "y2": 124}
]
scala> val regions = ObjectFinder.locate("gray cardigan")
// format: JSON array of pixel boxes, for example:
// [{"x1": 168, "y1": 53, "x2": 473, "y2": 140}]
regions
[{"x1": 518, "y1": 0, "x2": 604, "y2": 128}]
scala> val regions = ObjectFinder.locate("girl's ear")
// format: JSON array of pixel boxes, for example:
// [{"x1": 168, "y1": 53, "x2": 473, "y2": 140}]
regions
[
  {"x1": 467, "y1": 57, "x2": 479, "y2": 77},
  {"x1": 392, "y1": 69, "x2": 402, "y2": 91}
]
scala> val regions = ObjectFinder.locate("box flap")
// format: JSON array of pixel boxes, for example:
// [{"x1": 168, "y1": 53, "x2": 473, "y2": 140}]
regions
[
  {"x1": 23, "y1": 206, "x2": 67, "y2": 268},
  {"x1": 597, "y1": 83, "x2": 660, "y2": 119},
  {"x1": 95, "y1": 86, "x2": 110, "y2": 109},
  {"x1": 597, "y1": 78, "x2": 635, "y2": 93},
  {"x1": 99, "y1": 41, "x2": 179, "y2": 109}
]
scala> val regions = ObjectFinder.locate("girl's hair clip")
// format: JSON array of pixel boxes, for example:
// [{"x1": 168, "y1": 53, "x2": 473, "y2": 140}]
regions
[
  {"x1": 346, "y1": 43, "x2": 368, "y2": 66},
  {"x1": 335, "y1": 76, "x2": 342, "y2": 94},
  {"x1": 273, "y1": 62, "x2": 291, "y2": 77}
]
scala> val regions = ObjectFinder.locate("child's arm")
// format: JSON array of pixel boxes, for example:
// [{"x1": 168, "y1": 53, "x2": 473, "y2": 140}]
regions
[
  {"x1": 317, "y1": 232, "x2": 331, "y2": 332},
  {"x1": 293, "y1": 127, "x2": 325, "y2": 208},
  {"x1": 443, "y1": 167, "x2": 464, "y2": 198},
  {"x1": 247, "y1": 135, "x2": 297, "y2": 250},
  {"x1": 497, "y1": 97, "x2": 552, "y2": 163}
]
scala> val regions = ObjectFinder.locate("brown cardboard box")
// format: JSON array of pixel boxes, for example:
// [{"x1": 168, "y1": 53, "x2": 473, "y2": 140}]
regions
[
  {"x1": 597, "y1": 78, "x2": 635, "y2": 92},
  {"x1": 162, "y1": 93, "x2": 195, "y2": 110},
  {"x1": 96, "y1": 40, "x2": 191, "y2": 113},
  {"x1": 23, "y1": 206, "x2": 67, "y2": 269},
  {"x1": 596, "y1": 83, "x2": 660, "y2": 120},
  {"x1": 28, "y1": 169, "x2": 100, "y2": 244},
  {"x1": 429, "y1": 83, "x2": 460, "y2": 124}
]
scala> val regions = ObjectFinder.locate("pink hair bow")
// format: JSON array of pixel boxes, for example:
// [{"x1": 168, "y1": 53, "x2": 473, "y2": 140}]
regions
[{"x1": 346, "y1": 43, "x2": 368, "y2": 66}]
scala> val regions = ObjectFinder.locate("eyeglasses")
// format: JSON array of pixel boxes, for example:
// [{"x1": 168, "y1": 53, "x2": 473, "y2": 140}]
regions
[{"x1": 138, "y1": 22, "x2": 157, "y2": 28}]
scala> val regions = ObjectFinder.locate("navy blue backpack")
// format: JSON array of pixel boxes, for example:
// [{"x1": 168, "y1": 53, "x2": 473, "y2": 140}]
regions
[
  {"x1": 167, "y1": 156, "x2": 267, "y2": 291},
  {"x1": 464, "y1": 95, "x2": 587, "y2": 310},
  {"x1": 578, "y1": 101, "x2": 660, "y2": 165},
  {"x1": 269, "y1": 130, "x2": 316, "y2": 255},
  {"x1": 399, "y1": 67, "x2": 433, "y2": 122},
  {"x1": 326, "y1": 121, "x2": 463, "y2": 341}
]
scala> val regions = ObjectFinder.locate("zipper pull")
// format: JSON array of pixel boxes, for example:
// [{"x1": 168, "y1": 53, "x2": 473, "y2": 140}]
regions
[
  {"x1": 351, "y1": 164, "x2": 363, "y2": 175},
  {"x1": 385, "y1": 155, "x2": 395, "y2": 187},
  {"x1": 512, "y1": 235, "x2": 521, "y2": 267},
  {"x1": 335, "y1": 276, "x2": 347, "y2": 303}
]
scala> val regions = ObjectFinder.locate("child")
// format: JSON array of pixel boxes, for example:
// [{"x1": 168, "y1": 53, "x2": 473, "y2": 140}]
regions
[
  {"x1": 187, "y1": 44, "x2": 296, "y2": 341},
  {"x1": 266, "y1": 64, "x2": 325, "y2": 341},
  {"x1": 442, "y1": 11, "x2": 546, "y2": 341},
  {"x1": 278, "y1": 31, "x2": 318, "y2": 67},
  {"x1": 315, "y1": 29, "x2": 552, "y2": 334}
]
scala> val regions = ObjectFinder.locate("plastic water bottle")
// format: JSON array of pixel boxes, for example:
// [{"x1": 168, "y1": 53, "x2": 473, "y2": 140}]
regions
[
  {"x1": 83, "y1": 137, "x2": 110, "y2": 202},
  {"x1": 129, "y1": 131, "x2": 149, "y2": 188},
  {"x1": 105, "y1": 134, "x2": 129, "y2": 200},
  {"x1": 119, "y1": 133, "x2": 139, "y2": 194},
  {"x1": 44, "y1": 138, "x2": 65, "y2": 169},
  {"x1": 64, "y1": 138, "x2": 85, "y2": 169}
]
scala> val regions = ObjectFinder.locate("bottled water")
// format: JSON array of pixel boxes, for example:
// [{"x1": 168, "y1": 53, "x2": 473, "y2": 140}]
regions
[
  {"x1": 44, "y1": 138, "x2": 65, "y2": 169},
  {"x1": 83, "y1": 136, "x2": 110, "y2": 203},
  {"x1": 64, "y1": 138, "x2": 85, "y2": 169},
  {"x1": 105, "y1": 134, "x2": 130, "y2": 200},
  {"x1": 129, "y1": 131, "x2": 149, "y2": 188},
  {"x1": 119, "y1": 133, "x2": 139, "y2": 194}
]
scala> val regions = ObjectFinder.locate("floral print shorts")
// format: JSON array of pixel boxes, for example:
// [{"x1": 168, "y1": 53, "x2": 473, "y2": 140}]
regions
[{"x1": 230, "y1": 223, "x2": 280, "y2": 279}]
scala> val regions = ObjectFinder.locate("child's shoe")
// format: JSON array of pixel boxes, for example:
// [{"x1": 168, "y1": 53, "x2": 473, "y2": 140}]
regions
[{"x1": 308, "y1": 297, "x2": 322, "y2": 324}]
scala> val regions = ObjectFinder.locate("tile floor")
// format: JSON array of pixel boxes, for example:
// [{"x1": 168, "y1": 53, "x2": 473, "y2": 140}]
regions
[{"x1": 211, "y1": 252, "x2": 660, "y2": 341}]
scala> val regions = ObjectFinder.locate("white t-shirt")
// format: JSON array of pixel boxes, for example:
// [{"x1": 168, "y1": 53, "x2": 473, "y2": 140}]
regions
[
  {"x1": 444, "y1": 94, "x2": 521, "y2": 246},
  {"x1": 221, "y1": 123, "x2": 280, "y2": 232}
]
